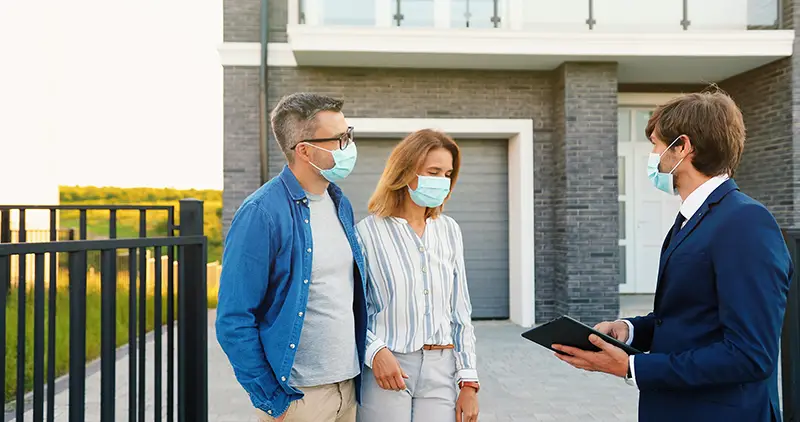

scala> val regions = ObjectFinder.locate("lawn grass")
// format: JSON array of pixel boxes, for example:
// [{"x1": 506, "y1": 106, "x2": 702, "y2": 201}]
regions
[
  {"x1": 58, "y1": 186, "x2": 223, "y2": 264},
  {"x1": 4, "y1": 269, "x2": 173, "y2": 402}
]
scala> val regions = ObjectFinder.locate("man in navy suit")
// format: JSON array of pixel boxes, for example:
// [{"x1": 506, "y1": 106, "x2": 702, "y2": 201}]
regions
[{"x1": 552, "y1": 90, "x2": 793, "y2": 422}]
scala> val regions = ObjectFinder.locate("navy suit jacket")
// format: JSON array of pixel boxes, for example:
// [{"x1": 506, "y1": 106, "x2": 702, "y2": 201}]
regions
[{"x1": 626, "y1": 179, "x2": 793, "y2": 422}]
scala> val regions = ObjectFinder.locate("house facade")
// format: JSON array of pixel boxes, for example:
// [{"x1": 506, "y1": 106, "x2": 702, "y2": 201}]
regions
[{"x1": 218, "y1": 0, "x2": 799, "y2": 327}]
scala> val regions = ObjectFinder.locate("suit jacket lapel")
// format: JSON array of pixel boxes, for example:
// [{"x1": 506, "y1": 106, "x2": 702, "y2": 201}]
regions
[{"x1": 654, "y1": 179, "x2": 740, "y2": 306}]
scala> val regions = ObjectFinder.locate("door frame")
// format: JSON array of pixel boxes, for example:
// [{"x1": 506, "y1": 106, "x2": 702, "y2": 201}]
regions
[
  {"x1": 617, "y1": 93, "x2": 682, "y2": 294},
  {"x1": 347, "y1": 118, "x2": 536, "y2": 327}
]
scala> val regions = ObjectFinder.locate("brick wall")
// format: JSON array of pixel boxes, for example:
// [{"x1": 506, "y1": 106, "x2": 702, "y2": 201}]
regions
[
  {"x1": 222, "y1": 65, "x2": 623, "y2": 323},
  {"x1": 222, "y1": 67, "x2": 263, "y2": 237},
  {"x1": 721, "y1": 59, "x2": 795, "y2": 227},
  {"x1": 720, "y1": 0, "x2": 799, "y2": 229},
  {"x1": 552, "y1": 63, "x2": 620, "y2": 325},
  {"x1": 224, "y1": 66, "x2": 577, "y2": 321},
  {"x1": 224, "y1": 0, "x2": 287, "y2": 42}
]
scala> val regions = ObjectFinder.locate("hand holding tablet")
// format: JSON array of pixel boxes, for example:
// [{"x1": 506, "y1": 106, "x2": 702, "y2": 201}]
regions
[{"x1": 521, "y1": 315, "x2": 642, "y2": 356}]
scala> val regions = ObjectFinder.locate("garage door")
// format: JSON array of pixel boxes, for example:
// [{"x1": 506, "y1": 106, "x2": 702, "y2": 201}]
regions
[{"x1": 336, "y1": 138, "x2": 510, "y2": 319}]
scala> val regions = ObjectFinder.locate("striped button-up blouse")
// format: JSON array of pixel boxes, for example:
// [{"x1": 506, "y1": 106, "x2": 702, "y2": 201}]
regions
[{"x1": 355, "y1": 214, "x2": 478, "y2": 383}]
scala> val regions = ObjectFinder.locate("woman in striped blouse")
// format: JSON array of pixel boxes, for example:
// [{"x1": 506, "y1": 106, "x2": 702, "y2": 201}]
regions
[{"x1": 355, "y1": 129, "x2": 479, "y2": 422}]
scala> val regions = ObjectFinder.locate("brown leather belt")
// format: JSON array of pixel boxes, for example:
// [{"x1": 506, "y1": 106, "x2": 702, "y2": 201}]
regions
[{"x1": 422, "y1": 344, "x2": 454, "y2": 350}]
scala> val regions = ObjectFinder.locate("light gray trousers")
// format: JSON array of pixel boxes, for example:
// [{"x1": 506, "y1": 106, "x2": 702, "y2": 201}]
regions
[{"x1": 357, "y1": 349, "x2": 458, "y2": 422}]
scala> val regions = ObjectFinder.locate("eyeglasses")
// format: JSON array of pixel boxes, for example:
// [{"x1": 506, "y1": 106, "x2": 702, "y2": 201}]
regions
[{"x1": 290, "y1": 126, "x2": 354, "y2": 151}]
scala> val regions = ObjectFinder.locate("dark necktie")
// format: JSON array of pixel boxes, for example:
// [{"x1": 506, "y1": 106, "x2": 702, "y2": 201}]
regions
[{"x1": 671, "y1": 212, "x2": 686, "y2": 240}]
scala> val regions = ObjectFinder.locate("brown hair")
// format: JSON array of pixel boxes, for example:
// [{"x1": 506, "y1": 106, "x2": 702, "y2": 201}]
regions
[
  {"x1": 645, "y1": 88, "x2": 745, "y2": 177},
  {"x1": 368, "y1": 129, "x2": 461, "y2": 219}
]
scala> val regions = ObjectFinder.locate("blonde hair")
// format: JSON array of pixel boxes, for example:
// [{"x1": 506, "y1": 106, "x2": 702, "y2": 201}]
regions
[{"x1": 368, "y1": 129, "x2": 461, "y2": 219}]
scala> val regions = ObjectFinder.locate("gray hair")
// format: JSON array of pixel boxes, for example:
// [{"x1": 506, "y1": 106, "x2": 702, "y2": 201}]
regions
[{"x1": 270, "y1": 92, "x2": 344, "y2": 163}]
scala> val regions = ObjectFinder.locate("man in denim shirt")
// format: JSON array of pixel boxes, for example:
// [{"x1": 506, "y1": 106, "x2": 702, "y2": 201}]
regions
[{"x1": 216, "y1": 92, "x2": 368, "y2": 422}]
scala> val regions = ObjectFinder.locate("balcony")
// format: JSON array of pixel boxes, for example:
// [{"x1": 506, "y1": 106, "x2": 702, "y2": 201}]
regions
[{"x1": 281, "y1": 0, "x2": 794, "y2": 83}]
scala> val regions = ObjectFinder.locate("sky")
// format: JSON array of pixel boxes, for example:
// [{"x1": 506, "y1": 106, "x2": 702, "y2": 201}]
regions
[{"x1": 0, "y1": 0, "x2": 224, "y2": 191}]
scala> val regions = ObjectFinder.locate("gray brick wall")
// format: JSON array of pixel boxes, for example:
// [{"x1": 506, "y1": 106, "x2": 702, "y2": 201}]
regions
[
  {"x1": 552, "y1": 63, "x2": 620, "y2": 326},
  {"x1": 719, "y1": 0, "x2": 799, "y2": 229},
  {"x1": 223, "y1": 67, "x2": 263, "y2": 238},
  {"x1": 222, "y1": 65, "x2": 626, "y2": 323},
  {"x1": 721, "y1": 59, "x2": 795, "y2": 228},
  {"x1": 224, "y1": 0, "x2": 287, "y2": 42}
]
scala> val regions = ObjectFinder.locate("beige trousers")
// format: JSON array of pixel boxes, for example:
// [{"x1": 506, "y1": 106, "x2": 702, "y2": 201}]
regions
[{"x1": 256, "y1": 378, "x2": 356, "y2": 422}]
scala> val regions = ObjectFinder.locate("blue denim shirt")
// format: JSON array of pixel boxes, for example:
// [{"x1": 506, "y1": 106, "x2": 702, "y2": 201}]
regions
[{"x1": 215, "y1": 165, "x2": 368, "y2": 417}]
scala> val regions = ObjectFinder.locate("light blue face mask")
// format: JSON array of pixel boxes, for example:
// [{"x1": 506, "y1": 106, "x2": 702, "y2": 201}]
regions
[
  {"x1": 647, "y1": 136, "x2": 685, "y2": 196},
  {"x1": 305, "y1": 142, "x2": 358, "y2": 183},
  {"x1": 408, "y1": 175, "x2": 451, "y2": 208}
]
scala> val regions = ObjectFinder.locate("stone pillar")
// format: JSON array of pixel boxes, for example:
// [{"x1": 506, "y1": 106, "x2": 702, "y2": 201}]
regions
[{"x1": 552, "y1": 62, "x2": 620, "y2": 325}]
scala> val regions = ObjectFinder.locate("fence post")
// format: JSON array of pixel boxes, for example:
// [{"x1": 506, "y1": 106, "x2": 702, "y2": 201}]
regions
[
  {"x1": 782, "y1": 229, "x2": 800, "y2": 421},
  {"x1": 1, "y1": 210, "x2": 9, "y2": 294},
  {"x1": 178, "y1": 199, "x2": 208, "y2": 422}
]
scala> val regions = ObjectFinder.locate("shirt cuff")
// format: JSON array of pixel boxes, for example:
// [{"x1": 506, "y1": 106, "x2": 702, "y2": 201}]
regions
[
  {"x1": 456, "y1": 368, "x2": 479, "y2": 384},
  {"x1": 618, "y1": 319, "x2": 635, "y2": 345},
  {"x1": 627, "y1": 355, "x2": 638, "y2": 388},
  {"x1": 365, "y1": 338, "x2": 387, "y2": 368}
]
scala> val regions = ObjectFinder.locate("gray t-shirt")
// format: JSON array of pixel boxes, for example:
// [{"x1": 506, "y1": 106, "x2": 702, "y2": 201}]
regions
[{"x1": 289, "y1": 190, "x2": 360, "y2": 387}]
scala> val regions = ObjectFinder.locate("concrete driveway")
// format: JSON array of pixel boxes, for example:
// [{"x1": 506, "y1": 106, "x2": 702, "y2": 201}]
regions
[{"x1": 209, "y1": 312, "x2": 641, "y2": 422}]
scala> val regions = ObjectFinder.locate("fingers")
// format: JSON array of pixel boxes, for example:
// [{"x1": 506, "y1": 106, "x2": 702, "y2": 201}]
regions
[
  {"x1": 554, "y1": 352, "x2": 593, "y2": 371},
  {"x1": 551, "y1": 344, "x2": 584, "y2": 358},
  {"x1": 394, "y1": 373, "x2": 407, "y2": 390},
  {"x1": 402, "y1": 371, "x2": 409, "y2": 379},
  {"x1": 455, "y1": 403, "x2": 462, "y2": 422},
  {"x1": 593, "y1": 322, "x2": 611, "y2": 334},
  {"x1": 386, "y1": 375, "x2": 401, "y2": 391},
  {"x1": 588, "y1": 334, "x2": 610, "y2": 351}
]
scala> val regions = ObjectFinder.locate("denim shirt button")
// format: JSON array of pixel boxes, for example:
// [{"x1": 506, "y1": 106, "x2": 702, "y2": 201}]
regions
[
  {"x1": 281, "y1": 376, "x2": 286, "y2": 382},
  {"x1": 304, "y1": 279, "x2": 309, "y2": 284},
  {"x1": 298, "y1": 311, "x2": 303, "y2": 316},
  {"x1": 267, "y1": 410, "x2": 273, "y2": 415},
  {"x1": 307, "y1": 248, "x2": 312, "y2": 253},
  {"x1": 290, "y1": 343, "x2": 296, "y2": 349}
]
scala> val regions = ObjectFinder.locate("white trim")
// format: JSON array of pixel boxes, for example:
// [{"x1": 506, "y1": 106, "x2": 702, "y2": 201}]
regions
[
  {"x1": 618, "y1": 93, "x2": 683, "y2": 107},
  {"x1": 288, "y1": 0, "x2": 299, "y2": 25},
  {"x1": 217, "y1": 43, "x2": 298, "y2": 67},
  {"x1": 348, "y1": 118, "x2": 536, "y2": 327}
]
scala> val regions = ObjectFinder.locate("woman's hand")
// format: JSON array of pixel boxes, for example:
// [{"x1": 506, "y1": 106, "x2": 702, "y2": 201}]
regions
[
  {"x1": 371, "y1": 348, "x2": 409, "y2": 390},
  {"x1": 455, "y1": 386, "x2": 479, "y2": 422}
]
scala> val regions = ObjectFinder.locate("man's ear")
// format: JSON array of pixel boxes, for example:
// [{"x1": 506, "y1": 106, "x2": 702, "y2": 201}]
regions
[
  {"x1": 679, "y1": 135, "x2": 694, "y2": 157},
  {"x1": 293, "y1": 143, "x2": 311, "y2": 163}
]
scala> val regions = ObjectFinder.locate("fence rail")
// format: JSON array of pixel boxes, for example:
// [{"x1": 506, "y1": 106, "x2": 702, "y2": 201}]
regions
[{"x1": 0, "y1": 200, "x2": 208, "y2": 422}]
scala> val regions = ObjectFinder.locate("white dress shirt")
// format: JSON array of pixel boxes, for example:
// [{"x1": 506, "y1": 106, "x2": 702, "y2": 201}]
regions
[{"x1": 623, "y1": 174, "x2": 730, "y2": 387}]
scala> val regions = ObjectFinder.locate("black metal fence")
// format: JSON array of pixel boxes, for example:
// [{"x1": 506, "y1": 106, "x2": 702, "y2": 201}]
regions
[
  {"x1": 0, "y1": 199, "x2": 208, "y2": 422},
  {"x1": 782, "y1": 229, "x2": 800, "y2": 422}
]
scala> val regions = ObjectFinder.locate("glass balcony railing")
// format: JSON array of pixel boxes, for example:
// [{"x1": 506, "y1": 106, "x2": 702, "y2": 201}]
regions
[
  {"x1": 296, "y1": 0, "x2": 783, "y2": 31},
  {"x1": 450, "y1": 0, "x2": 501, "y2": 28},
  {"x1": 522, "y1": 0, "x2": 782, "y2": 31},
  {"x1": 391, "y1": 0, "x2": 436, "y2": 27}
]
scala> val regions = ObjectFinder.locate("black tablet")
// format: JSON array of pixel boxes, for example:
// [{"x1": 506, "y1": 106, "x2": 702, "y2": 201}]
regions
[{"x1": 521, "y1": 315, "x2": 642, "y2": 355}]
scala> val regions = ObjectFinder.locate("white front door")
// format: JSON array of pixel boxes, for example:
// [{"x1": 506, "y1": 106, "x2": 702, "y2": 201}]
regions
[{"x1": 618, "y1": 108, "x2": 682, "y2": 294}]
